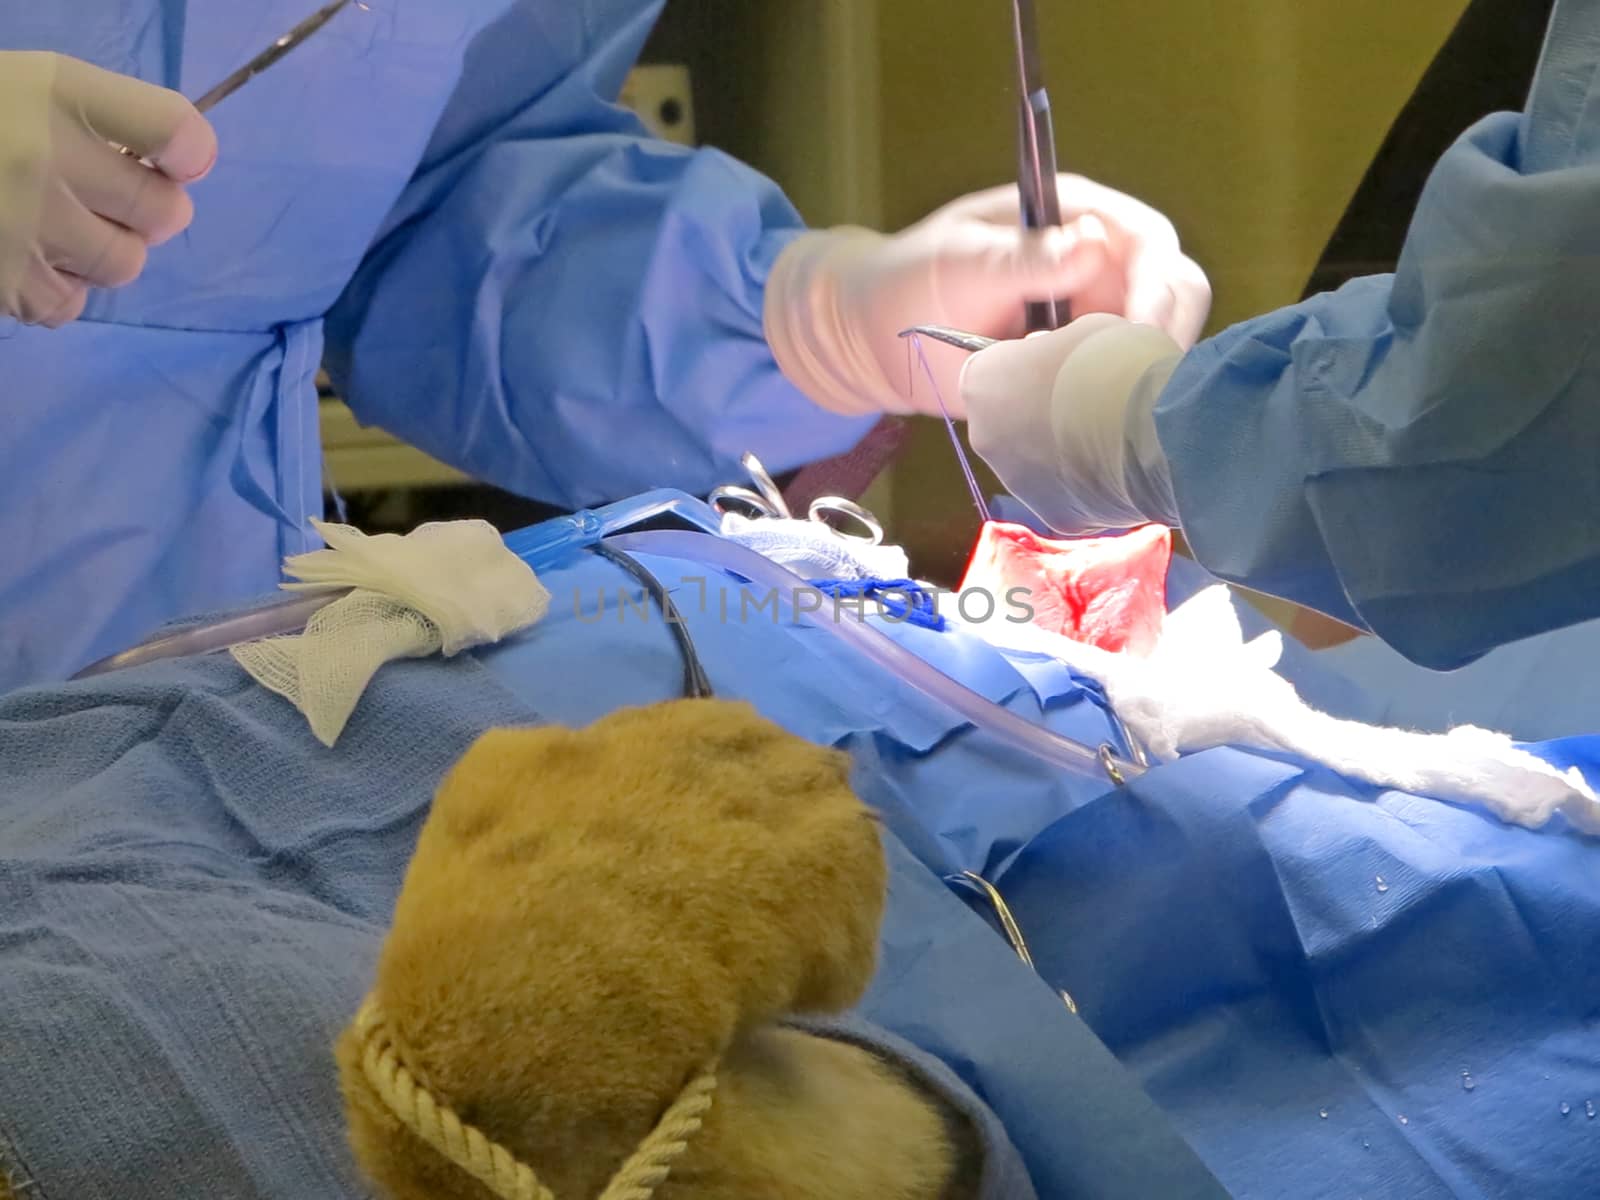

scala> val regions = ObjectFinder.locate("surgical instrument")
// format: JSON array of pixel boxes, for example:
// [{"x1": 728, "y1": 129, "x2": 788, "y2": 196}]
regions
[
  {"x1": 899, "y1": 325, "x2": 997, "y2": 353},
  {"x1": 708, "y1": 451, "x2": 886, "y2": 546},
  {"x1": 1011, "y1": 0, "x2": 1068, "y2": 333},
  {"x1": 193, "y1": 0, "x2": 357, "y2": 113},
  {"x1": 117, "y1": 0, "x2": 356, "y2": 163},
  {"x1": 947, "y1": 870, "x2": 1079, "y2": 1014}
]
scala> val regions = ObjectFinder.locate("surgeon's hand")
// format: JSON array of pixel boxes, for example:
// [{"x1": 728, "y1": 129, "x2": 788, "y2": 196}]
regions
[
  {"x1": 963, "y1": 312, "x2": 1187, "y2": 535},
  {"x1": 763, "y1": 174, "x2": 1209, "y2": 418},
  {"x1": 0, "y1": 51, "x2": 217, "y2": 328}
]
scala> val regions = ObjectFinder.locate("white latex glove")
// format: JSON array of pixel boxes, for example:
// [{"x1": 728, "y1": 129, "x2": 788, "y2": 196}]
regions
[
  {"x1": 963, "y1": 313, "x2": 1185, "y2": 535},
  {"x1": 0, "y1": 52, "x2": 217, "y2": 327},
  {"x1": 763, "y1": 174, "x2": 1210, "y2": 418}
]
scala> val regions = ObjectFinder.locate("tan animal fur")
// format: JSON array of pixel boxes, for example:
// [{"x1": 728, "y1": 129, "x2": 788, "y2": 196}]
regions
[{"x1": 336, "y1": 698, "x2": 980, "y2": 1199}]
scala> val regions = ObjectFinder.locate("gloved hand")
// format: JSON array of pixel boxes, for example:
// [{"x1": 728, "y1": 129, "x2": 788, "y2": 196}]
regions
[
  {"x1": 0, "y1": 52, "x2": 217, "y2": 327},
  {"x1": 763, "y1": 174, "x2": 1209, "y2": 418},
  {"x1": 962, "y1": 312, "x2": 1187, "y2": 535}
]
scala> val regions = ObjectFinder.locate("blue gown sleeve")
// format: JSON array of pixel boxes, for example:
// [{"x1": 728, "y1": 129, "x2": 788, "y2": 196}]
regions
[
  {"x1": 1154, "y1": 2, "x2": 1600, "y2": 671},
  {"x1": 321, "y1": 0, "x2": 876, "y2": 509}
]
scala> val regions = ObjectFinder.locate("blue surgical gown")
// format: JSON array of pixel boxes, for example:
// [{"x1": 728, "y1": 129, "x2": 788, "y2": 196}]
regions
[
  {"x1": 0, "y1": 1, "x2": 873, "y2": 694},
  {"x1": 1156, "y1": 0, "x2": 1600, "y2": 672}
]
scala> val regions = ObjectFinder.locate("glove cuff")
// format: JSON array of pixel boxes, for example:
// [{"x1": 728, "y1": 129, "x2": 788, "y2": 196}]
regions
[
  {"x1": 1048, "y1": 322, "x2": 1183, "y2": 530},
  {"x1": 764, "y1": 228, "x2": 906, "y2": 417},
  {"x1": 1121, "y1": 352, "x2": 1183, "y2": 526}
]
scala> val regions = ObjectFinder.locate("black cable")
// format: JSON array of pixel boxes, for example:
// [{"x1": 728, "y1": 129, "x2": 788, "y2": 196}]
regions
[{"x1": 590, "y1": 541, "x2": 714, "y2": 699}]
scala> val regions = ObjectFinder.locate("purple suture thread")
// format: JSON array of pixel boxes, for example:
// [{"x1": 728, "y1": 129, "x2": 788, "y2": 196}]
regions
[{"x1": 906, "y1": 333, "x2": 992, "y2": 524}]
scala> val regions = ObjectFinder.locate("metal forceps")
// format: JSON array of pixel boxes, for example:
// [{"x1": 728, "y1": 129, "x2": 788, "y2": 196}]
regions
[
  {"x1": 708, "y1": 451, "x2": 886, "y2": 546},
  {"x1": 1011, "y1": 0, "x2": 1068, "y2": 334}
]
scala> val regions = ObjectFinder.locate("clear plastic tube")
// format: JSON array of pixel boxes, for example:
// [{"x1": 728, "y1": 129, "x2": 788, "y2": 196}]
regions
[
  {"x1": 67, "y1": 499, "x2": 1143, "y2": 787},
  {"x1": 607, "y1": 530, "x2": 1140, "y2": 785},
  {"x1": 71, "y1": 489, "x2": 726, "y2": 680},
  {"x1": 71, "y1": 593, "x2": 336, "y2": 680}
]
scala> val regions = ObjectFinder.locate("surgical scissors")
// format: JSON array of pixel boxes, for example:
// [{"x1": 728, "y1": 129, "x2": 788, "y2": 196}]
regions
[
  {"x1": 708, "y1": 451, "x2": 886, "y2": 546},
  {"x1": 1011, "y1": 0, "x2": 1067, "y2": 334}
]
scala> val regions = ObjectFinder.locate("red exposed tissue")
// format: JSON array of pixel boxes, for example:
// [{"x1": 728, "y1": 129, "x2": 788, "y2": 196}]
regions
[{"x1": 959, "y1": 521, "x2": 1172, "y2": 657}]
